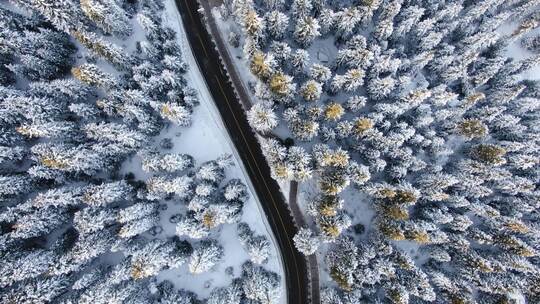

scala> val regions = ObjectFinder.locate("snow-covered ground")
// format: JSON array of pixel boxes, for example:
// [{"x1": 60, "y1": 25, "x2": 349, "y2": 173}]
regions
[{"x1": 120, "y1": 0, "x2": 285, "y2": 299}]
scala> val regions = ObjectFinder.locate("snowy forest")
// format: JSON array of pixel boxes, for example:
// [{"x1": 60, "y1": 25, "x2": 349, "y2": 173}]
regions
[
  {"x1": 216, "y1": 0, "x2": 540, "y2": 303},
  {"x1": 0, "y1": 0, "x2": 282, "y2": 303}
]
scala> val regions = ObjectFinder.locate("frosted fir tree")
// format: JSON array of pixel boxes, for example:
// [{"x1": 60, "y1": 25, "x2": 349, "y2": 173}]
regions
[
  {"x1": 29, "y1": 78, "x2": 92, "y2": 104},
  {"x1": 30, "y1": 185, "x2": 84, "y2": 209},
  {"x1": 128, "y1": 239, "x2": 192, "y2": 279},
  {"x1": 140, "y1": 149, "x2": 194, "y2": 173},
  {"x1": 197, "y1": 204, "x2": 230, "y2": 229},
  {"x1": 162, "y1": 54, "x2": 188, "y2": 74},
  {"x1": 242, "y1": 9, "x2": 265, "y2": 43},
  {"x1": 283, "y1": 108, "x2": 319, "y2": 141},
  {"x1": 223, "y1": 179, "x2": 248, "y2": 201},
  {"x1": 260, "y1": 0, "x2": 285, "y2": 10},
  {"x1": 300, "y1": 80, "x2": 322, "y2": 102},
  {"x1": 15, "y1": 0, "x2": 86, "y2": 32},
  {"x1": 206, "y1": 280, "x2": 243, "y2": 304},
  {"x1": 334, "y1": 7, "x2": 363, "y2": 39},
  {"x1": 324, "y1": 237, "x2": 358, "y2": 291},
  {"x1": 391, "y1": 5, "x2": 424, "y2": 38},
  {"x1": 0, "y1": 274, "x2": 72, "y2": 303},
  {"x1": 216, "y1": 153, "x2": 235, "y2": 169},
  {"x1": 287, "y1": 146, "x2": 313, "y2": 181},
  {"x1": 317, "y1": 212, "x2": 352, "y2": 242},
  {"x1": 293, "y1": 16, "x2": 320, "y2": 48},
  {"x1": 146, "y1": 175, "x2": 194, "y2": 200},
  {"x1": 320, "y1": 287, "x2": 344, "y2": 304},
  {"x1": 156, "y1": 281, "x2": 200, "y2": 304},
  {"x1": 290, "y1": 49, "x2": 310, "y2": 76},
  {"x1": 336, "y1": 36, "x2": 373, "y2": 69},
  {"x1": 346, "y1": 161, "x2": 371, "y2": 186},
  {"x1": 196, "y1": 159, "x2": 227, "y2": 183},
  {"x1": 366, "y1": 76, "x2": 396, "y2": 100},
  {"x1": 10, "y1": 206, "x2": 70, "y2": 240},
  {"x1": 16, "y1": 120, "x2": 77, "y2": 140},
  {"x1": 317, "y1": 8, "x2": 335, "y2": 37},
  {"x1": 78, "y1": 279, "x2": 148, "y2": 304},
  {"x1": 241, "y1": 262, "x2": 282, "y2": 304},
  {"x1": 291, "y1": 0, "x2": 313, "y2": 20},
  {"x1": 250, "y1": 51, "x2": 277, "y2": 80},
  {"x1": 238, "y1": 222, "x2": 271, "y2": 264},
  {"x1": 265, "y1": 10, "x2": 289, "y2": 40},
  {"x1": 0, "y1": 146, "x2": 26, "y2": 166},
  {"x1": 117, "y1": 202, "x2": 159, "y2": 224},
  {"x1": 72, "y1": 63, "x2": 117, "y2": 89},
  {"x1": 0, "y1": 248, "x2": 55, "y2": 288},
  {"x1": 373, "y1": 19, "x2": 394, "y2": 42},
  {"x1": 4, "y1": 27, "x2": 76, "y2": 80},
  {"x1": 309, "y1": 63, "x2": 332, "y2": 84},
  {"x1": 345, "y1": 96, "x2": 367, "y2": 113},
  {"x1": 324, "y1": 102, "x2": 345, "y2": 121},
  {"x1": 330, "y1": 69, "x2": 365, "y2": 93},
  {"x1": 260, "y1": 138, "x2": 287, "y2": 165},
  {"x1": 80, "y1": 0, "x2": 132, "y2": 38},
  {"x1": 194, "y1": 181, "x2": 218, "y2": 199},
  {"x1": 136, "y1": 9, "x2": 163, "y2": 42},
  {"x1": 73, "y1": 206, "x2": 117, "y2": 235},
  {"x1": 318, "y1": 167, "x2": 351, "y2": 196},
  {"x1": 55, "y1": 242, "x2": 104, "y2": 277},
  {"x1": 83, "y1": 180, "x2": 133, "y2": 207},
  {"x1": 189, "y1": 239, "x2": 224, "y2": 274},
  {"x1": 69, "y1": 102, "x2": 101, "y2": 121},
  {"x1": 72, "y1": 30, "x2": 133, "y2": 70},
  {"x1": 220, "y1": 199, "x2": 245, "y2": 224},
  {"x1": 269, "y1": 72, "x2": 296, "y2": 102},
  {"x1": 157, "y1": 101, "x2": 192, "y2": 126},
  {"x1": 176, "y1": 212, "x2": 210, "y2": 239},
  {"x1": 118, "y1": 213, "x2": 160, "y2": 238},
  {"x1": 84, "y1": 122, "x2": 148, "y2": 151},
  {"x1": 307, "y1": 194, "x2": 343, "y2": 219},
  {"x1": 0, "y1": 174, "x2": 32, "y2": 198},
  {"x1": 245, "y1": 235, "x2": 271, "y2": 264},
  {"x1": 248, "y1": 102, "x2": 279, "y2": 133},
  {"x1": 269, "y1": 41, "x2": 292, "y2": 66},
  {"x1": 293, "y1": 227, "x2": 320, "y2": 255},
  {"x1": 3, "y1": 94, "x2": 67, "y2": 123}
]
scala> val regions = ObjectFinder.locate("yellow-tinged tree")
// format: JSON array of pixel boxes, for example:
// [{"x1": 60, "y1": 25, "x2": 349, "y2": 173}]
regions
[
  {"x1": 352, "y1": 117, "x2": 373, "y2": 137},
  {"x1": 244, "y1": 10, "x2": 264, "y2": 39},
  {"x1": 300, "y1": 80, "x2": 322, "y2": 102},
  {"x1": 457, "y1": 119, "x2": 488, "y2": 139},
  {"x1": 470, "y1": 144, "x2": 506, "y2": 165},
  {"x1": 250, "y1": 51, "x2": 273, "y2": 80},
  {"x1": 269, "y1": 72, "x2": 293, "y2": 96},
  {"x1": 379, "y1": 221, "x2": 406, "y2": 241},
  {"x1": 324, "y1": 102, "x2": 344, "y2": 121}
]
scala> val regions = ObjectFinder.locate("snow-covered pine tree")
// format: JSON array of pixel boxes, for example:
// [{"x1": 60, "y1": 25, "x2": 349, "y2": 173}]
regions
[
  {"x1": 293, "y1": 227, "x2": 320, "y2": 255},
  {"x1": 80, "y1": 0, "x2": 132, "y2": 38},
  {"x1": 189, "y1": 239, "x2": 224, "y2": 274},
  {"x1": 241, "y1": 261, "x2": 281, "y2": 304}
]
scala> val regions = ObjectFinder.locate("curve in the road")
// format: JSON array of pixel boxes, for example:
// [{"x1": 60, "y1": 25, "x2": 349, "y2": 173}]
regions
[{"x1": 174, "y1": 1, "x2": 311, "y2": 303}]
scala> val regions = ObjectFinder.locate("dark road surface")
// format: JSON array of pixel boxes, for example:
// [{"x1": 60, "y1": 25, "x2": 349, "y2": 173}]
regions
[{"x1": 174, "y1": 0, "x2": 311, "y2": 303}]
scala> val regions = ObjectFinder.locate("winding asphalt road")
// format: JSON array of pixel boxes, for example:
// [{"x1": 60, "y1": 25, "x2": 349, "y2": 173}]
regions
[{"x1": 174, "y1": 0, "x2": 311, "y2": 303}]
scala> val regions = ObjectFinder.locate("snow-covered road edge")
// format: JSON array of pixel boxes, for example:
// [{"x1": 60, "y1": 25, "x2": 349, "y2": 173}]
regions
[{"x1": 163, "y1": 0, "x2": 287, "y2": 300}]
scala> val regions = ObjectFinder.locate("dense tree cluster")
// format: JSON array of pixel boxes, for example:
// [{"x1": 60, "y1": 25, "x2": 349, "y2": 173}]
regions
[
  {"x1": 0, "y1": 0, "x2": 281, "y2": 302},
  {"x1": 221, "y1": 0, "x2": 540, "y2": 302}
]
